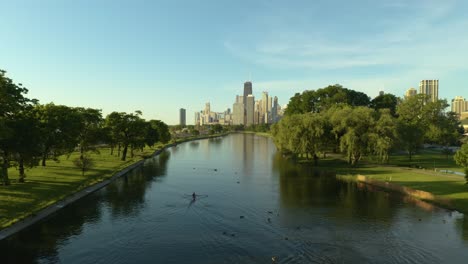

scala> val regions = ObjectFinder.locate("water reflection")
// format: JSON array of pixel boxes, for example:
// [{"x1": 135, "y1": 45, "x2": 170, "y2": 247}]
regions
[{"x1": 2, "y1": 134, "x2": 468, "y2": 263}]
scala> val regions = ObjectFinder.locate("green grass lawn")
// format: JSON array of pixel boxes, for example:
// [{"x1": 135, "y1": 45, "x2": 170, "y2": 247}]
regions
[
  {"x1": 308, "y1": 150, "x2": 468, "y2": 213},
  {"x1": 0, "y1": 145, "x2": 163, "y2": 230}
]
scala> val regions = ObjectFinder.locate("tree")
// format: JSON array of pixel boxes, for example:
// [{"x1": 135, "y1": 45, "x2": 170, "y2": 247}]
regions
[
  {"x1": 372, "y1": 109, "x2": 397, "y2": 163},
  {"x1": 396, "y1": 94, "x2": 427, "y2": 161},
  {"x1": 75, "y1": 107, "x2": 103, "y2": 160},
  {"x1": 73, "y1": 155, "x2": 95, "y2": 177},
  {"x1": 370, "y1": 93, "x2": 398, "y2": 116},
  {"x1": 284, "y1": 84, "x2": 370, "y2": 115},
  {"x1": 301, "y1": 113, "x2": 326, "y2": 164},
  {"x1": 145, "y1": 121, "x2": 159, "y2": 148},
  {"x1": 151, "y1": 120, "x2": 171, "y2": 144},
  {"x1": 35, "y1": 104, "x2": 82, "y2": 166},
  {"x1": 118, "y1": 112, "x2": 145, "y2": 161},
  {"x1": 104, "y1": 112, "x2": 125, "y2": 156},
  {"x1": 335, "y1": 107, "x2": 377, "y2": 166},
  {"x1": 0, "y1": 70, "x2": 35, "y2": 185},
  {"x1": 454, "y1": 144, "x2": 468, "y2": 183},
  {"x1": 9, "y1": 106, "x2": 42, "y2": 182}
]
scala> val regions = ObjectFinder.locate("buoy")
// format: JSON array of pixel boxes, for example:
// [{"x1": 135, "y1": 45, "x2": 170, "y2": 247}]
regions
[
  {"x1": 240, "y1": 215, "x2": 244, "y2": 219},
  {"x1": 214, "y1": 169, "x2": 218, "y2": 171}
]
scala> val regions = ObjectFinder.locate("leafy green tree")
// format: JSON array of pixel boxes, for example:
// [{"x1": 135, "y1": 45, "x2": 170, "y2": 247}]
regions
[
  {"x1": 396, "y1": 94, "x2": 427, "y2": 161},
  {"x1": 9, "y1": 107, "x2": 42, "y2": 182},
  {"x1": 0, "y1": 70, "x2": 35, "y2": 185},
  {"x1": 104, "y1": 112, "x2": 125, "y2": 156},
  {"x1": 285, "y1": 84, "x2": 370, "y2": 115},
  {"x1": 151, "y1": 120, "x2": 171, "y2": 143},
  {"x1": 370, "y1": 93, "x2": 398, "y2": 116},
  {"x1": 333, "y1": 107, "x2": 376, "y2": 166},
  {"x1": 73, "y1": 155, "x2": 95, "y2": 177},
  {"x1": 35, "y1": 103, "x2": 82, "y2": 166},
  {"x1": 145, "y1": 121, "x2": 160, "y2": 148},
  {"x1": 372, "y1": 109, "x2": 397, "y2": 163},
  {"x1": 119, "y1": 111, "x2": 145, "y2": 161},
  {"x1": 454, "y1": 144, "x2": 468, "y2": 183},
  {"x1": 75, "y1": 107, "x2": 103, "y2": 160},
  {"x1": 302, "y1": 113, "x2": 326, "y2": 164},
  {"x1": 423, "y1": 101, "x2": 462, "y2": 149}
]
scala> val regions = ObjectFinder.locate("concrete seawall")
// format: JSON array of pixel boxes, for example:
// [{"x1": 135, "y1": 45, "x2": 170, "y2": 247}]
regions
[{"x1": 356, "y1": 175, "x2": 453, "y2": 210}]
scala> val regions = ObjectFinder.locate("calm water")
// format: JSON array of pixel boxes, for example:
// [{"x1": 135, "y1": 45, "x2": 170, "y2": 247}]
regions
[{"x1": 2, "y1": 133, "x2": 468, "y2": 263}]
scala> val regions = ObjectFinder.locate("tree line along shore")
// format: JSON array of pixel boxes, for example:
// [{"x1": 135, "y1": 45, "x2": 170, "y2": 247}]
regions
[{"x1": 2, "y1": 69, "x2": 468, "y2": 229}]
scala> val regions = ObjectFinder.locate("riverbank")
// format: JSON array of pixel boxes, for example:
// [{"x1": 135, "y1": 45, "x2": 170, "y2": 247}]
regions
[
  {"x1": 310, "y1": 155, "x2": 468, "y2": 213},
  {"x1": 0, "y1": 133, "x2": 228, "y2": 238}
]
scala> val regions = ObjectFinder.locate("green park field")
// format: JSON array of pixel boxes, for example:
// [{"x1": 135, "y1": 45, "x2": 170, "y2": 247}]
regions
[
  {"x1": 0, "y1": 145, "x2": 161, "y2": 229},
  {"x1": 312, "y1": 149, "x2": 468, "y2": 212}
]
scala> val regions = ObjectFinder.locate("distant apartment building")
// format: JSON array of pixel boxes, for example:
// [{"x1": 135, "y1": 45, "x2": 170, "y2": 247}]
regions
[
  {"x1": 405, "y1": 88, "x2": 417, "y2": 99},
  {"x1": 179, "y1": 108, "x2": 186, "y2": 126},
  {"x1": 419, "y1": 80, "x2": 439, "y2": 102},
  {"x1": 452, "y1": 96, "x2": 468, "y2": 119}
]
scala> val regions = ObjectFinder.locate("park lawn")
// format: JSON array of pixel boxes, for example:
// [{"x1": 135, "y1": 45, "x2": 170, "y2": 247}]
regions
[
  {"x1": 311, "y1": 153, "x2": 468, "y2": 213},
  {"x1": 386, "y1": 149, "x2": 463, "y2": 173},
  {"x1": 0, "y1": 145, "x2": 161, "y2": 230}
]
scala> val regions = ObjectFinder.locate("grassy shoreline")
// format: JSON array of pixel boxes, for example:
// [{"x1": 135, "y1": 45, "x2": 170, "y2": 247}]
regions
[
  {"x1": 308, "y1": 153, "x2": 468, "y2": 213},
  {"x1": 251, "y1": 132, "x2": 468, "y2": 213},
  {"x1": 0, "y1": 133, "x2": 228, "y2": 230}
]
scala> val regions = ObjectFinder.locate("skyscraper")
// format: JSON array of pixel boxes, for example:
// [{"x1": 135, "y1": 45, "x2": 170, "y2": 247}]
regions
[
  {"x1": 405, "y1": 88, "x2": 417, "y2": 99},
  {"x1": 419, "y1": 80, "x2": 439, "y2": 102},
  {"x1": 243, "y1": 81, "x2": 253, "y2": 125},
  {"x1": 246, "y1": 95, "x2": 255, "y2": 126},
  {"x1": 194, "y1": 112, "x2": 200, "y2": 126},
  {"x1": 261, "y1": 91, "x2": 268, "y2": 124},
  {"x1": 272, "y1": 96, "x2": 278, "y2": 122},
  {"x1": 233, "y1": 101, "x2": 244, "y2": 125},
  {"x1": 243, "y1": 81, "x2": 253, "y2": 103},
  {"x1": 179, "y1": 108, "x2": 186, "y2": 126}
]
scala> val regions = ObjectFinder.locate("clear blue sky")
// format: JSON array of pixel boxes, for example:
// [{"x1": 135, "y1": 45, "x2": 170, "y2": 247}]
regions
[{"x1": 1, "y1": 0, "x2": 467, "y2": 125}]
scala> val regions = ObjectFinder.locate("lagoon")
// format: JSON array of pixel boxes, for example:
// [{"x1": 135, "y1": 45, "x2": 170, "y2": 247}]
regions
[{"x1": 2, "y1": 133, "x2": 468, "y2": 263}]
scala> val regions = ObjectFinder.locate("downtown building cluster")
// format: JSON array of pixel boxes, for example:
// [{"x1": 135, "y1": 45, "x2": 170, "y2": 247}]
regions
[
  {"x1": 193, "y1": 81, "x2": 283, "y2": 126},
  {"x1": 405, "y1": 79, "x2": 468, "y2": 127}
]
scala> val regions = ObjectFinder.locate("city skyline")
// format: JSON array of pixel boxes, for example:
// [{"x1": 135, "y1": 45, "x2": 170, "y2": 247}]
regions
[{"x1": 1, "y1": 1, "x2": 468, "y2": 124}]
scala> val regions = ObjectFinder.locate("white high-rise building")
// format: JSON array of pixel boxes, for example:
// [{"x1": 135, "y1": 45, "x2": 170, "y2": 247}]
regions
[
  {"x1": 452, "y1": 96, "x2": 468, "y2": 118},
  {"x1": 419, "y1": 80, "x2": 439, "y2": 102}
]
